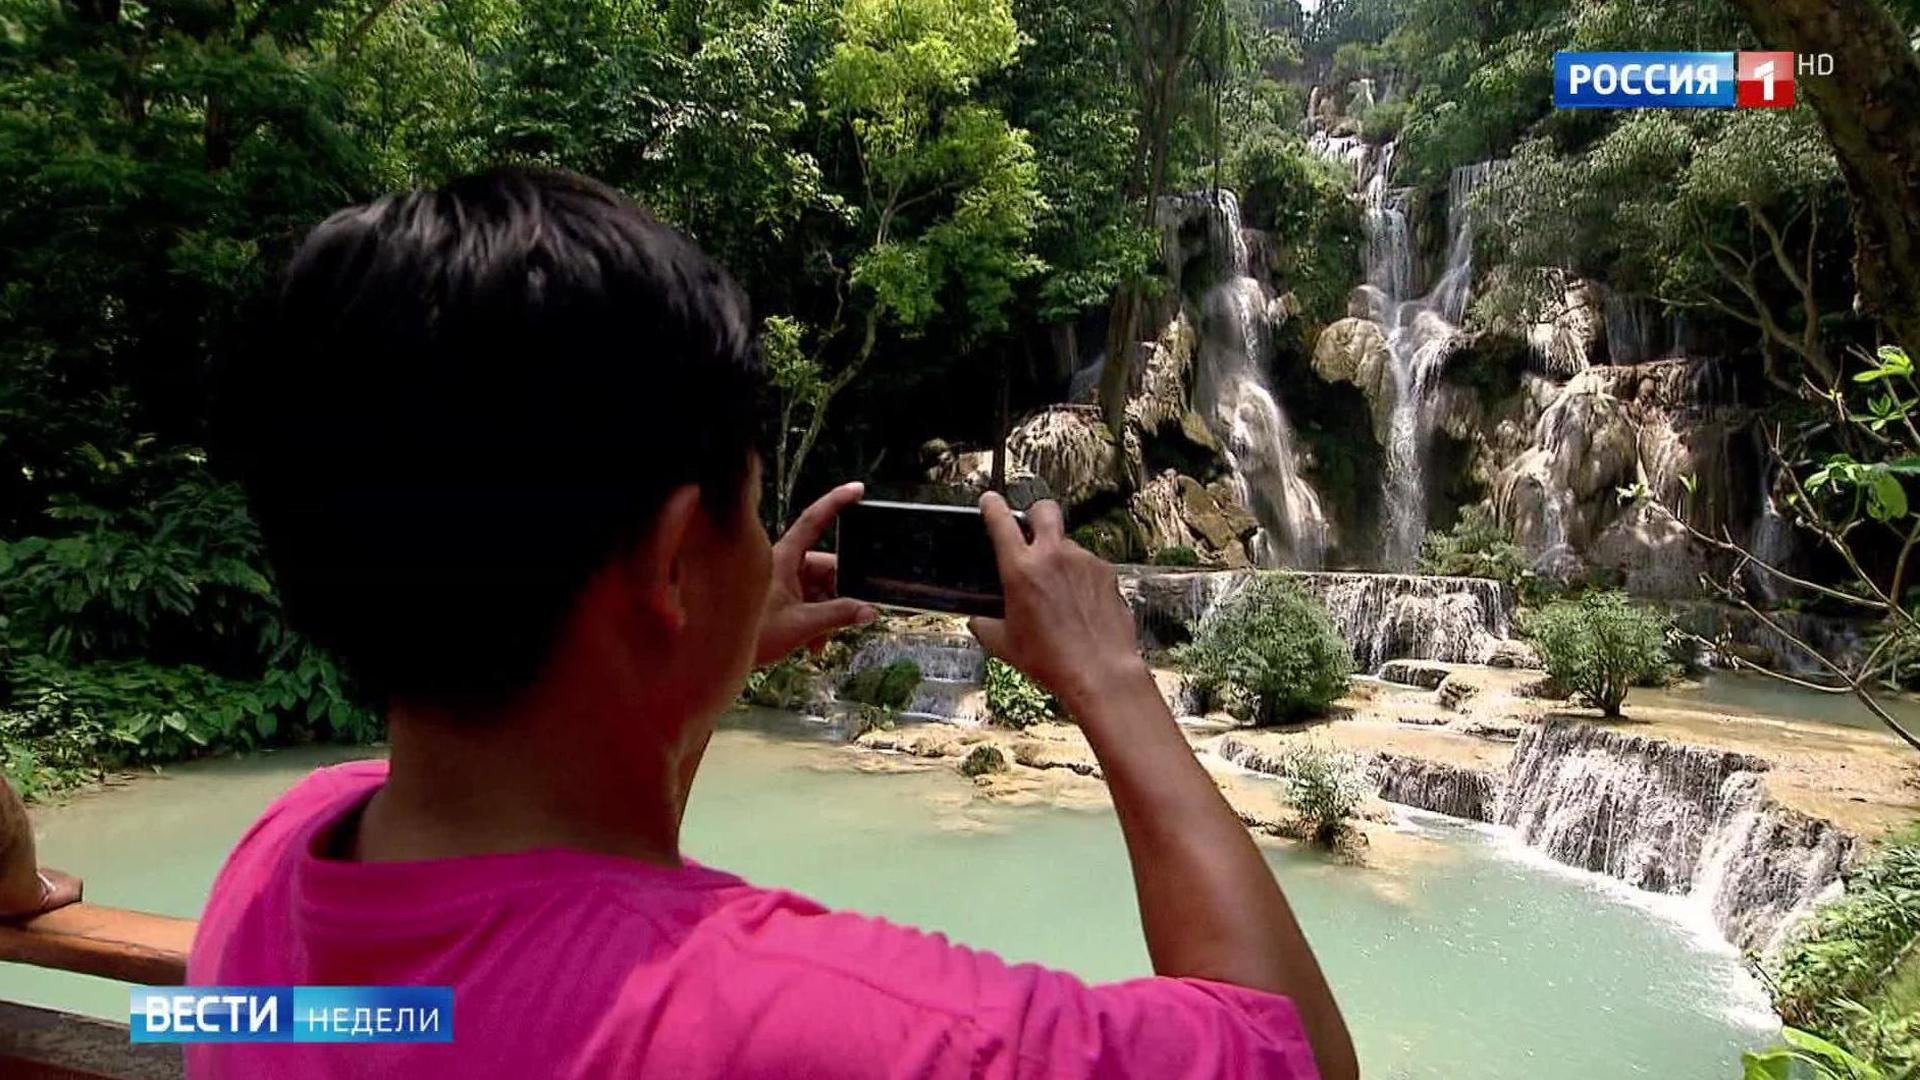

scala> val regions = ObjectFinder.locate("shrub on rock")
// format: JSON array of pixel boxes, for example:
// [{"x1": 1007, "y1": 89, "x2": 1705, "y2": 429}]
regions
[
  {"x1": 1276, "y1": 743, "x2": 1370, "y2": 848},
  {"x1": 959, "y1": 744, "x2": 1007, "y2": 778},
  {"x1": 1173, "y1": 576, "x2": 1353, "y2": 725},
  {"x1": 840, "y1": 659, "x2": 921, "y2": 711},
  {"x1": 1149, "y1": 545, "x2": 1202, "y2": 568},
  {"x1": 1520, "y1": 591, "x2": 1673, "y2": 717}
]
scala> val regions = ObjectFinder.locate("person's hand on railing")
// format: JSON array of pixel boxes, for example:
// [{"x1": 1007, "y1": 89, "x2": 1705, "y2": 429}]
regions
[{"x1": 1, "y1": 776, "x2": 84, "y2": 920}]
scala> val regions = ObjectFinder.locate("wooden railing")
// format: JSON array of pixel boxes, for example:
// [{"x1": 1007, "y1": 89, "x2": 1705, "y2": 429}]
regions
[{"x1": 0, "y1": 905, "x2": 191, "y2": 1079}]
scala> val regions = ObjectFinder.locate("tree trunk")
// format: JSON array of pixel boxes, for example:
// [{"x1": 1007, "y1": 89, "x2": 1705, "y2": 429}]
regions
[{"x1": 1724, "y1": 0, "x2": 1920, "y2": 351}]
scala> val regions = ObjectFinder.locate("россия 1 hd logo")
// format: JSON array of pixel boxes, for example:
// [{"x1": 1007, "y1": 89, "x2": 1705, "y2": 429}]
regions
[{"x1": 1554, "y1": 51, "x2": 1830, "y2": 109}]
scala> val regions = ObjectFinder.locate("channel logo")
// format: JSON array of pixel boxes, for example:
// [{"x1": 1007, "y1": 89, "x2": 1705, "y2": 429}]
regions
[{"x1": 1554, "y1": 51, "x2": 1817, "y2": 109}]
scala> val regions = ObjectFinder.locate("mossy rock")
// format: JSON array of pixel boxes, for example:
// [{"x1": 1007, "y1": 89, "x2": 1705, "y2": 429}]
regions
[
  {"x1": 1071, "y1": 509, "x2": 1146, "y2": 562},
  {"x1": 960, "y1": 744, "x2": 1008, "y2": 778},
  {"x1": 840, "y1": 659, "x2": 921, "y2": 710}
]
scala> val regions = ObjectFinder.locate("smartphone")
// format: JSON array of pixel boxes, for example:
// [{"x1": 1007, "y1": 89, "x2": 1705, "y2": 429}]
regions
[{"x1": 835, "y1": 499, "x2": 1028, "y2": 618}]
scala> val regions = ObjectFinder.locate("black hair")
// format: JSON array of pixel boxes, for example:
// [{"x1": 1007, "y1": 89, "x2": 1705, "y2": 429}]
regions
[{"x1": 221, "y1": 167, "x2": 762, "y2": 707}]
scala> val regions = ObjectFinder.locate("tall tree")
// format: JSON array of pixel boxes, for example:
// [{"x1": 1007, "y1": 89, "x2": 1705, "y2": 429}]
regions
[
  {"x1": 1722, "y1": 0, "x2": 1920, "y2": 352},
  {"x1": 765, "y1": 0, "x2": 1041, "y2": 526},
  {"x1": 1097, "y1": 0, "x2": 1211, "y2": 442}
]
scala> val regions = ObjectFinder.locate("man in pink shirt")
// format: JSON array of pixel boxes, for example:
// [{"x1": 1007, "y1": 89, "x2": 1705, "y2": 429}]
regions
[{"x1": 192, "y1": 167, "x2": 1356, "y2": 1079}]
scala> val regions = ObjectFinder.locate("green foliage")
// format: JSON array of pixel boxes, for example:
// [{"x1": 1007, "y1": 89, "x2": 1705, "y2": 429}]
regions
[
  {"x1": 1742, "y1": 1028, "x2": 1891, "y2": 1080},
  {"x1": 959, "y1": 743, "x2": 1007, "y2": 777},
  {"x1": 1070, "y1": 511, "x2": 1144, "y2": 563},
  {"x1": 1150, "y1": 546, "x2": 1202, "y2": 568},
  {"x1": 1222, "y1": 102, "x2": 1362, "y2": 326},
  {"x1": 743, "y1": 654, "x2": 821, "y2": 710},
  {"x1": 0, "y1": 689, "x2": 125, "y2": 800},
  {"x1": 984, "y1": 658, "x2": 1060, "y2": 729},
  {"x1": 1520, "y1": 592, "x2": 1673, "y2": 717},
  {"x1": 1358, "y1": 99, "x2": 1408, "y2": 143},
  {"x1": 850, "y1": 704, "x2": 897, "y2": 738},
  {"x1": 1173, "y1": 576, "x2": 1353, "y2": 725},
  {"x1": 840, "y1": 659, "x2": 922, "y2": 710},
  {"x1": 1419, "y1": 505, "x2": 1547, "y2": 605},
  {"x1": 1769, "y1": 826, "x2": 1920, "y2": 1077},
  {"x1": 1273, "y1": 742, "x2": 1370, "y2": 847}
]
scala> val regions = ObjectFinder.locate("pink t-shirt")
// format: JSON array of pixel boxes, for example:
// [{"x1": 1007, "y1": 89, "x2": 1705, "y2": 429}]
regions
[{"x1": 188, "y1": 761, "x2": 1320, "y2": 1078}]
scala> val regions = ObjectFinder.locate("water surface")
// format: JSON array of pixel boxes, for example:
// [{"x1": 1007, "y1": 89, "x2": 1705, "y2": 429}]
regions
[{"x1": 8, "y1": 712, "x2": 1775, "y2": 1078}]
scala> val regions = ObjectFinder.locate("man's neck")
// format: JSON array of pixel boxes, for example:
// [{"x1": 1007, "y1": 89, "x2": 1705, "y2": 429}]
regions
[{"x1": 353, "y1": 685, "x2": 699, "y2": 868}]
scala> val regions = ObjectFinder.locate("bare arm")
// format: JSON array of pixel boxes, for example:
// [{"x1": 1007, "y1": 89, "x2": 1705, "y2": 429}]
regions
[
  {"x1": 0, "y1": 776, "x2": 81, "y2": 919},
  {"x1": 970, "y1": 495, "x2": 1358, "y2": 1080}
]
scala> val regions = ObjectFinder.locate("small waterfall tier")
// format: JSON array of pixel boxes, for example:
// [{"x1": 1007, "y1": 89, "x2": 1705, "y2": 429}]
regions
[
  {"x1": 846, "y1": 634, "x2": 988, "y2": 724},
  {"x1": 1219, "y1": 736, "x2": 1498, "y2": 822},
  {"x1": 1119, "y1": 567, "x2": 1515, "y2": 672},
  {"x1": 1502, "y1": 720, "x2": 1850, "y2": 952},
  {"x1": 1369, "y1": 752, "x2": 1500, "y2": 822}
]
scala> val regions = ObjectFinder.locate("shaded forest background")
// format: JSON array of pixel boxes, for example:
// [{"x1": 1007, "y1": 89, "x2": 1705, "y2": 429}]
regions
[{"x1": 3, "y1": 0, "x2": 1919, "y2": 788}]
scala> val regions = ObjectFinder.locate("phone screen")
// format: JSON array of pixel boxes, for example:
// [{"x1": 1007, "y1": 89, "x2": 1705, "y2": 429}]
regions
[{"x1": 835, "y1": 500, "x2": 1026, "y2": 618}]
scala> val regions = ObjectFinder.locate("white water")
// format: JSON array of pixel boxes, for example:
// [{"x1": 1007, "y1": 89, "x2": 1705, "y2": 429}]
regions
[
  {"x1": 1118, "y1": 567, "x2": 1515, "y2": 672},
  {"x1": 1323, "y1": 135, "x2": 1498, "y2": 568},
  {"x1": 1166, "y1": 190, "x2": 1330, "y2": 568}
]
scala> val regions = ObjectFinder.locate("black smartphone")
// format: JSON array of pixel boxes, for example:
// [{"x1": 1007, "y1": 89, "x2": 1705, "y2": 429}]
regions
[{"x1": 835, "y1": 499, "x2": 1028, "y2": 618}]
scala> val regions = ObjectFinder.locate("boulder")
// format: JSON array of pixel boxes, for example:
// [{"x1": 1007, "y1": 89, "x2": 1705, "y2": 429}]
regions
[
  {"x1": 1379, "y1": 659, "x2": 1451, "y2": 690},
  {"x1": 1177, "y1": 475, "x2": 1240, "y2": 551},
  {"x1": 1312, "y1": 317, "x2": 1394, "y2": 440},
  {"x1": 1486, "y1": 639, "x2": 1542, "y2": 669}
]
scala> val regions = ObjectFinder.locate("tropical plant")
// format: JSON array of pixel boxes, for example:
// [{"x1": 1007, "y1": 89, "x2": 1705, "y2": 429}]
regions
[
  {"x1": 1741, "y1": 1027, "x2": 1891, "y2": 1080},
  {"x1": 1174, "y1": 576, "x2": 1353, "y2": 725},
  {"x1": 1767, "y1": 826, "x2": 1920, "y2": 1076},
  {"x1": 984, "y1": 658, "x2": 1060, "y2": 729},
  {"x1": 1520, "y1": 592, "x2": 1673, "y2": 717}
]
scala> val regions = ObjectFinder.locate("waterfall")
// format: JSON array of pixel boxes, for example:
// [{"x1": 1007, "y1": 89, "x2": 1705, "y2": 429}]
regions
[
  {"x1": 847, "y1": 634, "x2": 988, "y2": 724},
  {"x1": 1501, "y1": 720, "x2": 1850, "y2": 951},
  {"x1": 1296, "y1": 572, "x2": 1513, "y2": 671},
  {"x1": 1337, "y1": 144, "x2": 1499, "y2": 568},
  {"x1": 1117, "y1": 567, "x2": 1515, "y2": 671},
  {"x1": 1747, "y1": 460, "x2": 1797, "y2": 606},
  {"x1": 1369, "y1": 753, "x2": 1500, "y2": 821},
  {"x1": 1604, "y1": 291, "x2": 1660, "y2": 366},
  {"x1": 1168, "y1": 190, "x2": 1330, "y2": 568}
]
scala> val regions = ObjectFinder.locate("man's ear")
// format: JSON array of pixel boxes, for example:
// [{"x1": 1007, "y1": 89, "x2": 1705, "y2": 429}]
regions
[{"x1": 627, "y1": 484, "x2": 704, "y2": 635}]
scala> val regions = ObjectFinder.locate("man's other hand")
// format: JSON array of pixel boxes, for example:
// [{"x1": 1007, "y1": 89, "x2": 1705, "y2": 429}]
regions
[
  {"x1": 755, "y1": 482, "x2": 878, "y2": 666},
  {"x1": 966, "y1": 494, "x2": 1147, "y2": 713}
]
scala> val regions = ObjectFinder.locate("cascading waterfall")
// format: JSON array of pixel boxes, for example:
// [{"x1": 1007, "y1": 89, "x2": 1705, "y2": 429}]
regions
[
  {"x1": 1747, "y1": 459, "x2": 1798, "y2": 606},
  {"x1": 1116, "y1": 567, "x2": 1515, "y2": 671},
  {"x1": 846, "y1": 634, "x2": 988, "y2": 723},
  {"x1": 1225, "y1": 714, "x2": 1851, "y2": 953},
  {"x1": 1501, "y1": 720, "x2": 1849, "y2": 952},
  {"x1": 1604, "y1": 291, "x2": 1660, "y2": 365},
  {"x1": 1373, "y1": 158, "x2": 1498, "y2": 567},
  {"x1": 1167, "y1": 190, "x2": 1330, "y2": 568}
]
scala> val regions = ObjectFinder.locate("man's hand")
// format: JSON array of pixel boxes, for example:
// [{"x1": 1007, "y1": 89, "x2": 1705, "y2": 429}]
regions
[
  {"x1": 966, "y1": 493, "x2": 1146, "y2": 712},
  {"x1": 755, "y1": 482, "x2": 877, "y2": 667}
]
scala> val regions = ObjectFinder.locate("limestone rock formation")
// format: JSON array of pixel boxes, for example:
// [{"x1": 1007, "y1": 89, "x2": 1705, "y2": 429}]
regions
[
  {"x1": 1524, "y1": 278, "x2": 1604, "y2": 377},
  {"x1": 1128, "y1": 471, "x2": 1257, "y2": 567},
  {"x1": 1312, "y1": 316, "x2": 1393, "y2": 441}
]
